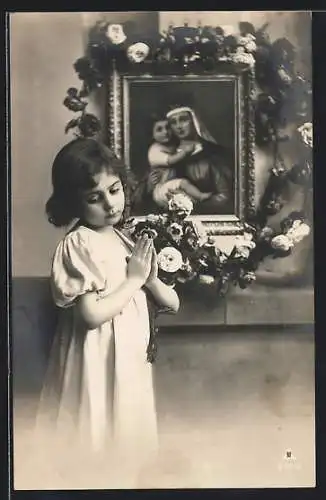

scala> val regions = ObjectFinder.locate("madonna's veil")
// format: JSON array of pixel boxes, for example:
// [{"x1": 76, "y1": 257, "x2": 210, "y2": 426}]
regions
[{"x1": 166, "y1": 106, "x2": 218, "y2": 146}]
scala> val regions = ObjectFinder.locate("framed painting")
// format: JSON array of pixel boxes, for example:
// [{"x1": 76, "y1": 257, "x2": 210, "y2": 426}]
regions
[{"x1": 108, "y1": 65, "x2": 256, "y2": 235}]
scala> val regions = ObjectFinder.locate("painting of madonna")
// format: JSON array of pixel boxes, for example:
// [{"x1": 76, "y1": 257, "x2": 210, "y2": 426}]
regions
[{"x1": 128, "y1": 82, "x2": 235, "y2": 216}]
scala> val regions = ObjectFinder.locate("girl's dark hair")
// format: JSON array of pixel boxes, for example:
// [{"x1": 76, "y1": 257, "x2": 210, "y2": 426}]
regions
[{"x1": 46, "y1": 138, "x2": 132, "y2": 227}]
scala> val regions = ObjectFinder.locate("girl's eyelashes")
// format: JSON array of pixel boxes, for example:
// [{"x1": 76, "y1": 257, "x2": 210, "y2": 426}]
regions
[
  {"x1": 109, "y1": 180, "x2": 123, "y2": 194},
  {"x1": 85, "y1": 184, "x2": 122, "y2": 204}
]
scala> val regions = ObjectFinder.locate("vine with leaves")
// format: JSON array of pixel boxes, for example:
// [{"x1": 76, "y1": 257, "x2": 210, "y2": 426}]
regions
[{"x1": 62, "y1": 19, "x2": 313, "y2": 299}]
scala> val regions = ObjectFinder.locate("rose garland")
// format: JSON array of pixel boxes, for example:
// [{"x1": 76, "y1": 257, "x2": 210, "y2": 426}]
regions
[
  {"x1": 63, "y1": 20, "x2": 311, "y2": 146},
  {"x1": 61, "y1": 18, "x2": 312, "y2": 296}
]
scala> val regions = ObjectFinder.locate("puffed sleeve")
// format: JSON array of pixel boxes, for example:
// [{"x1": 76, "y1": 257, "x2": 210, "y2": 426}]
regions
[{"x1": 51, "y1": 229, "x2": 107, "y2": 308}]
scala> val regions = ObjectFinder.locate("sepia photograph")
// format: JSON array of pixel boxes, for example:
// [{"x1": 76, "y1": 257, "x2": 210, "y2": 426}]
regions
[{"x1": 10, "y1": 10, "x2": 314, "y2": 491}]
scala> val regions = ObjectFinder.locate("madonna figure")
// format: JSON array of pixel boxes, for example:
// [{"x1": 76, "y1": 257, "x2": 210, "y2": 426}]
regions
[
  {"x1": 131, "y1": 105, "x2": 234, "y2": 216},
  {"x1": 164, "y1": 105, "x2": 234, "y2": 215}
]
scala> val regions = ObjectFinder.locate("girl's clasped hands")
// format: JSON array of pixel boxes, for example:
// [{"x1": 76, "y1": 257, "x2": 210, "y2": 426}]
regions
[{"x1": 127, "y1": 234, "x2": 158, "y2": 288}]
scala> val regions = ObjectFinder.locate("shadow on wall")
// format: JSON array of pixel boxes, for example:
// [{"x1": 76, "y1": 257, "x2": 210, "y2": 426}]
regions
[{"x1": 12, "y1": 278, "x2": 58, "y2": 396}]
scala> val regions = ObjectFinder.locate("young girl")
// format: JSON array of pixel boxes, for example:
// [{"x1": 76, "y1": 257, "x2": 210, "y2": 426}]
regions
[
  {"x1": 147, "y1": 115, "x2": 212, "y2": 209},
  {"x1": 35, "y1": 138, "x2": 179, "y2": 488}
]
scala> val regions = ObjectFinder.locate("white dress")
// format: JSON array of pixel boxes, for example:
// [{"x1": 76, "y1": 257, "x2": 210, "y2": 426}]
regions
[{"x1": 34, "y1": 225, "x2": 158, "y2": 486}]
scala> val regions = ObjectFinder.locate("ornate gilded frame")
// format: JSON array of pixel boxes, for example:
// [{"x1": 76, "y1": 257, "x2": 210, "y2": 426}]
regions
[{"x1": 108, "y1": 64, "x2": 256, "y2": 235}]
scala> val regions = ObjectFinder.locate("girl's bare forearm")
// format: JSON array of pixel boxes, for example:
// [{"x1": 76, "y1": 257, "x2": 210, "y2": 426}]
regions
[
  {"x1": 145, "y1": 278, "x2": 180, "y2": 313},
  {"x1": 77, "y1": 277, "x2": 143, "y2": 329}
]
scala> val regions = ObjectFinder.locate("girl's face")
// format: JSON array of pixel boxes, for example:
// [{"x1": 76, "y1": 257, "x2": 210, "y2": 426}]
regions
[
  {"x1": 168, "y1": 111, "x2": 195, "y2": 140},
  {"x1": 78, "y1": 170, "x2": 125, "y2": 229},
  {"x1": 153, "y1": 120, "x2": 171, "y2": 144}
]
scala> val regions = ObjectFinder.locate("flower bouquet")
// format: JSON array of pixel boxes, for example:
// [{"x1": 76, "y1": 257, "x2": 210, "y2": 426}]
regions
[
  {"x1": 122, "y1": 191, "x2": 311, "y2": 299},
  {"x1": 124, "y1": 193, "x2": 222, "y2": 289}
]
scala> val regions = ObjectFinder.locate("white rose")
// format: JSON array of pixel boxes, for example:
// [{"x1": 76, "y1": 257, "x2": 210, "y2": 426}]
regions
[
  {"x1": 168, "y1": 193, "x2": 193, "y2": 215},
  {"x1": 290, "y1": 220, "x2": 303, "y2": 230},
  {"x1": 157, "y1": 247, "x2": 183, "y2": 273},
  {"x1": 238, "y1": 34, "x2": 257, "y2": 52},
  {"x1": 232, "y1": 50, "x2": 255, "y2": 68},
  {"x1": 127, "y1": 42, "x2": 150, "y2": 63},
  {"x1": 147, "y1": 214, "x2": 161, "y2": 224},
  {"x1": 245, "y1": 33, "x2": 256, "y2": 42},
  {"x1": 271, "y1": 234, "x2": 294, "y2": 252},
  {"x1": 298, "y1": 122, "x2": 313, "y2": 148},
  {"x1": 235, "y1": 232, "x2": 256, "y2": 250},
  {"x1": 106, "y1": 24, "x2": 127, "y2": 45},
  {"x1": 287, "y1": 222, "x2": 310, "y2": 244},
  {"x1": 238, "y1": 36, "x2": 247, "y2": 46},
  {"x1": 245, "y1": 40, "x2": 257, "y2": 53},
  {"x1": 235, "y1": 247, "x2": 251, "y2": 259},
  {"x1": 234, "y1": 232, "x2": 256, "y2": 258},
  {"x1": 198, "y1": 274, "x2": 215, "y2": 285}
]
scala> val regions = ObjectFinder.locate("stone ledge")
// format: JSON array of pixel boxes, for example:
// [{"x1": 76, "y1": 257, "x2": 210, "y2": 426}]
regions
[
  {"x1": 225, "y1": 284, "x2": 314, "y2": 326},
  {"x1": 12, "y1": 277, "x2": 314, "y2": 328},
  {"x1": 158, "y1": 289, "x2": 226, "y2": 326},
  {"x1": 158, "y1": 284, "x2": 314, "y2": 326}
]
